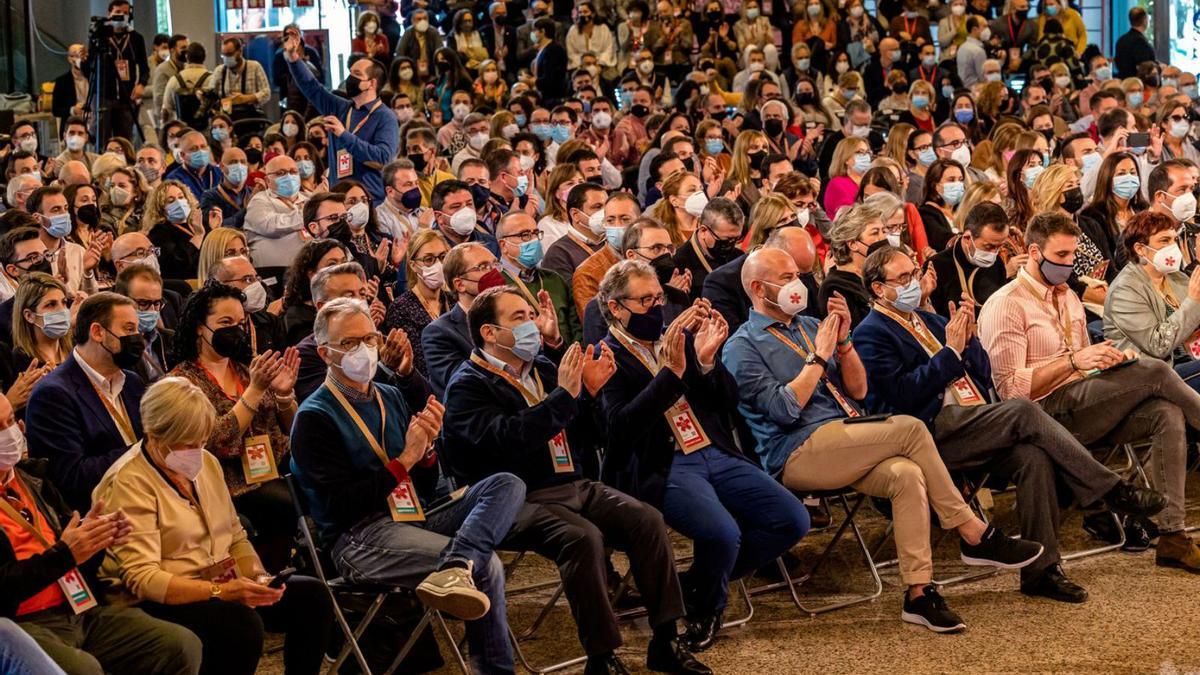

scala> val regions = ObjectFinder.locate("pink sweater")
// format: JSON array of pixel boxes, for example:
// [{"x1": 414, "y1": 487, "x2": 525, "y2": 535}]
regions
[{"x1": 823, "y1": 175, "x2": 859, "y2": 219}]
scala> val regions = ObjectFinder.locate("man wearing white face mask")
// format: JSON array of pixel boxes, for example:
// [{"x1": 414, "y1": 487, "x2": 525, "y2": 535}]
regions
[
  {"x1": 543, "y1": 183, "x2": 608, "y2": 285},
  {"x1": 451, "y1": 113, "x2": 492, "y2": 174},
  {"x1": 431, "y1": 180, "x2": 501, "y2": 257},
  {"x1": 50, "y1": 44, "x2": 90, "y2": 137},
  {"x1": 54, "y1": 119, "x2": 98, "y2": 171},
  {"x1": 209, "y1": 255, "x2": 284, "y2": 356},
  {"x1": 1148, "y1": 161, "x2": 1199, "y2": 237},
  {"x1": 110, "y1": 231, "x2": 185, "y2": 328},
  {"x1": 927, "y1": 202, "x2": 1014, "y2": 317},
  {"x1": 933, "y1": 122, "x2": 989, "y2": 185}
]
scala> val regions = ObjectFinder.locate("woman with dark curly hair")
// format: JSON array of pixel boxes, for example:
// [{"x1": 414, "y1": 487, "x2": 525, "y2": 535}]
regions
[
  {"x1": 168, "y1": 281, "x2": 300, "y2": 570},
  {"x1": 330, "y1": 179, "x2": 398, "y2": 283},
  {"x1": 280, "y1": 239, "x2": 350, "y2": 346}
]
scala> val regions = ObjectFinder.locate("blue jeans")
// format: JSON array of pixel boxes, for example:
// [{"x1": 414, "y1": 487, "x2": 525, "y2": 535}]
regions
[
  {"x1": 332, "y1": 473, "x2": 527, "y2": 674},
  {"x1": 0, "y1": 618, "x2": 65, "y2": 675},
  {"x1": 659, "y1": 447, "x2": 811, "y2": 615},
  {"x1": 1175, "y1": 359, "x2": 1200, "y2": 396}
]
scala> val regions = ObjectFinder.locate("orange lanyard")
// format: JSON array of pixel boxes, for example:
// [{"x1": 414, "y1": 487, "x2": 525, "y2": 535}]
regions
[{"x1": 469, "y1": 352, "x2": 546, "y2": 406}]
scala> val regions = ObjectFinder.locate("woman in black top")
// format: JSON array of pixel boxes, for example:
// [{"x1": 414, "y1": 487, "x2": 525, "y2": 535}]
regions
[
  {"x1": 916, "y1": 158, "x2": 966, "y2": 252},
  {"x1": 144, "y1": 180, "x2": 210, "y2": 281},
  {"x1": 817, "y1": 202, "x2": 889, "y2": 328},
  {"x1": 1077, "y1": 151, "x2": 1148, "y2": 278},
  {"x1": 382, "y1": 230, "x2": 452, "y2": 378}
]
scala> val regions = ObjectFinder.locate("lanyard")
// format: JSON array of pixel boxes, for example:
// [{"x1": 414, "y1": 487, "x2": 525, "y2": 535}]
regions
[
  {"x1": 689, "y1": 233, "x2": 713, "y2": 273},
  {"x1": 86, "y1": 378, "x2": 137, "y2": 444},
  {"x1": 0, "y1": 475, "x2": 48, "y2": 546},
  {"x1": 873, "y1": 304, "x2": 988, "y2": 404},
  {"x1": 344, "y1": 100, "x2": 383, "y2": 137},
  {"x1": 503, "y1": 269, "x2": 542, "y2": 312},
  {"x1": 904, "y1": 16, "x2": 917, "y2": 36},
  {"x1": 564, "y1": 227, "x2": 601, "y2": 253},
  {"x1": 610, "y1": 326, "x2": 662, "y2": 375},
  {"x1": 765, "y1": 324, "x2": 861, "y2": 417},
  {"x1": 918, "y1": 64, "x2": 937, "y2": 84},
  {"x1": 326, "y1": 380, "x2": 390, "y2": 466},
  {"x1": 216, "y1": 184, "x2": 243, "y2": 210},
  {"x1": 1008, "y1": 15, "x2": 1024, "y2": 44},
  {"x1": 469, "y1": 352, "x2": 546, "y2": 406},
  {"x1": 952, "y1": 243, "x2": 981, "y2": 306}
]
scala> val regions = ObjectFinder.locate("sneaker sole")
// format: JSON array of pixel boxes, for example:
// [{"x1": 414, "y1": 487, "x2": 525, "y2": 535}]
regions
[
  {"x1": 900, "y1": 610, "x2": 966, "y2": 634},
  {"x1": 415, "y1": 584, "x2": 491, "y2": 621},
  {"x1": 960, "y1": 544, "x2": 1044, "y2": 569}
]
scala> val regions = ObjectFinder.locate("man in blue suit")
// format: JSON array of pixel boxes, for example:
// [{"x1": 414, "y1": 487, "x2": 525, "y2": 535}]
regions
[
  {"x1": 701, "y1": 227, "x2": 818, "y2": 336},
  {"x1": 26, "y1": 292, "x2": 147, "y2": 511},
  {"x1": 854, "y1": 246, "x2": 1167, "y2": 604}
]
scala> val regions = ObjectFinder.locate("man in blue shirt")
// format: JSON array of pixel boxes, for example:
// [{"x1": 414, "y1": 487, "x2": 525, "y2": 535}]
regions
[
  {"x1": 199, "y1": 146, "x2": 252, "y2": 230},
  {"x1": 722, "y1": 248, "x2": 1042, "y2": 634},
  {"x1": 282, "y1": 35, "x2": 398, "y2": 203},
  {"x1": 163, "y1": 131, "x2": 223, "y2": 201}
]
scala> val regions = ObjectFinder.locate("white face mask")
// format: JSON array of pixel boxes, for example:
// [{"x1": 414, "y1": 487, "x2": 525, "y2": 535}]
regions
[
  {"x1": 591, "y1": 111, "x2": 612, "y2": 130},
  {"x1": 131, "y1": 254, "x2": 160, "y2": 274},
  {"x1": 468, "y1": 132, "x2": 489, "y2": 150},
  {"x1": 886, "y1": 233, "x2": 902, "y2": 247},
  {"x1": 950, "y1": 144, "x2": 972, "y2": 167},
  {"x1": 797, "y1": 207, "x2": 810, "y2": 227},
  {"x1": 449, "y1": 206, "x2": 478, "y2": 236},
  {"x1": 242, "y1": 280, "x2": 268, "y2": 313},
  {"x1": 683, "y1": 190, "x2": 709, "y2": 217},
  {"x1": 452, "y1": 103, "x2": 471, "y2": 121},
  {"x1": 281, "y1": 122, "x2": 299, "y2": 138},
  {"x1": 336, "y1": 343, "x2": 379, "y2": 383},
  {"x1": 967, "y1": 238, "x2": 998, "y2": 267},
  {"x1": 347, "y1": 201, "x2": 370, "y2": 228},
  {"x1": 419, "y1": 260, "x2": 445, "y2": 290},
  {"x1": 518, "y1": 154, "x2": 535, "y2": 171},
  {"x1": 163, "y1": 446, "x2": 205, "y2": 481},
  {"x1": 587, "y1": 208, "x2": 607, "y2": 236},
  {"x1": 767, "y1": 278, "x2": 808, "y2": 316},
  {"x1": 1146, "y1": 242, "x2": 1184, "y2": 274},
  {"x1": 1170, "y1": 191, "x2": 1198, "y2": 223},
  {"x1": 0, "y1": 423, "x2": 26, "y2": 471}
]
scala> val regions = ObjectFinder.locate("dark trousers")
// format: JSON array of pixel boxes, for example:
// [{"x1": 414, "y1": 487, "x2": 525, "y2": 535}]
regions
[
  {"x1": 1040, "y1": 359, "x2": 1200, "y2": 533},
  {"x1": 1174, "y1": 358, "x2": 1200, "y2": 395},
  {"x1": 140, "y1": 575, "x2": 333, "y2": 675},
  {"x1": 233, "y1": 478, "x2": 296, "y2": 572},
  {"x1": 19, "y1": 604, "x2": 201, "y2": 675},
  {"x1": 933, "y1": 399, "x2": 1120, "y2": 580},
  {"x1": 99, "y1": 98, "x2": 135, "y2": 146},
  {"x1": 659, "y1": 447, "x2": 810, "y2": 616},
  {"x1": 501, "y1": 479, "x2": 685, "y2": 656}
]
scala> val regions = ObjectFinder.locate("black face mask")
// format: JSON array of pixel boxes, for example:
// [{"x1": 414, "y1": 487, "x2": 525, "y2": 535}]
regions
[
  {"x1": 469, "y1": 183, "x2": 491, "y2": 210},
  {"x1": 16, "y1": 259, "x2": 52, "y2": 277},
  {"x1": 706, "y1": 10, "x2": 723, "y2": 21},
  {"x1": 245, "y1": 148, "x2": 263, "y2": 165},
  {"x1": 796, "y1": 92, "x2": 816, "y2": 106},
  {"x1": 631, "y1": 104, "x2": 651, "y2": 118},
  {"x1": 578, "y1": 14, "x2": 592, "y2": 25},
  {"x1": 1145, "y1": 75, "x2": 1161, "y2": 88},
  {"x1": 709, "y1": 235, "x2": 741, "y2": 263},
  {"x1": 207, "y1": 325, "x2": 253, "y2": 363},
  {"x1": 104, "y1": 329, "x2": 146, "y2": 370},
  {"x1": 648, "y1": 253, "x2": 676, "y2": 285},
  {"x1": 621, "y1": 303, "x2": 665, "y2": 341},
  {"x1": 1040, "y1": 128, "x2": 1054, "y2": 143},
  {"x1": 764, "y1": 119, "x2": 785, "y2": 137},
  {"x1": 892, "y1": 82, "x2": 909, "y2": 95},
  {"x1": 1062, "y1": 187, "x2": 1085, "y2": 214},
  {"x1": 76, "y1": 204, "x2": 100, "y2": 227},
  {"x1": 748, "y1": 150, "x2": 768, "y2": 172},
  {"x1": 710, "y1": 109, "x2": 728, "y2": 122},
  {"x1": 408, "y1": 152, "x2": 428, "y2": 173},
  {"x1": 344, "y1": 74, "x2": 367, "y2": 98}
]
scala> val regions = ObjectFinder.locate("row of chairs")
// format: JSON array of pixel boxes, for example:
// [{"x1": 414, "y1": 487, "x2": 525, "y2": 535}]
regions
[{"x1": 284, "y1": 440, "x2": 1156, "y2": 674}]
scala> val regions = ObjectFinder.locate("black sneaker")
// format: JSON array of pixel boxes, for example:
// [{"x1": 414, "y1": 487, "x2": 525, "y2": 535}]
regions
[
  {"x1": 1082, "y1": 511, "x2": 1122, "y2": 545},
  {"x1": 900, "y1": 585, "x2": 966, "y2": 633},
  {"x1": 1122, "y1": 516, "x2": 1153, "y2": 552},
  {"x1": 960, "y1": 525, "x2": 1043, "y2": 569}
]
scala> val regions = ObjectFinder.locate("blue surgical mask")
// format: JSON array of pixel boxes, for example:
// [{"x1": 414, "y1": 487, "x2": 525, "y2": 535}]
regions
[
  {"x1": 549, "y1": 125, "x2": 571, "y2": 144},
  {"x1": 513, "y1": 174, "x2": 529, "y2": 197},
  {"x1": 918, "y1": 147, "x2": 937, "y2": 167},
  {"x1": 43, "y1": 213, "x2": 72, "y2": 239},
  {"x1": 922, "y1": 55, "x2": 936, "y2": 68},
  {"x1": 912, "y1": 94, "x2": 930, "y2": 109},
  {"x1": 531, "y1": 123, "x2": 552, "y2": 140},
  {"x1": 705, "y1": 138, "x2": 724, "y2": 154},
  {"x1": 225, "y1": 163, "x2": 248, "y2": 186},
  {"x1": 137, "y1": 310, "x2": 160, "y2": 334},
  {"x1": 39, "y1": 309, "x2": 71, "y2": 339},
  {"x1": 211, "y1": 127, "x2": 229, "y2": 142},
  {"x1": 1080, "y1": 151, "x2": 1102, "y2": 174},
  {"x1": 1113, "y1": 174, "x2": 1141, "y2": 199},
  {"x1": 297, "y1": 159, "x2": 316, "y2": 178},
  {"x1": 954, "y1": 108, "x2": 974, "y2": 124},
  {"x1": 746, "y1": 7, "x2": 760, "y2": 19},
  {"x1": 1129, "y1": 92, "x2": 1144, "y2": 107},
  {"x1": 891, "y1": 279, "x2": 923, "y2": 313},
  {"x1": 187, "y1": 149, "x2": 210, "y2": 170},
  {"x1": 605, "y1": 226, "x2": 623, "y2": 249},
  {"x1": 517, "y1": 238, "x2": 544, "y2": 267},
  {"x1": 852, "y1": 152, "x2": 872, "y2": 174},
  {"x1": 1042, "y1": 153, "x2": 1051, "y2": 167},
  {"x1": 941, "y1": 180, "x2": 965, "y2": 205},
  {"x1": 165, "y1": 199, "x2": 191, "y2": 223},
  {"x1": 1044, "y1": 4, "x2": 1059, "y2": 16},
  {"x1": 941, "y1": 84, "x2": 954, "y2": 99},
  {"x1": 620, "y1": 90, "x2": 634, "y2": 109},
  {"x1": 796, "y1": 58, "x2": 811, "y2": 71},
  {"x1": 274, "y1": 174, "x2": 301, "y2": 198},
  {"x1": 1094, "y1": 66, "x2": 1112, "y2": 82},
  {"x1": 1023, "y1": 164, "x2": 1044, "y2": 189},
  {"x1": 515, "y1": 114, "x2": 527, "y2": 127},
  {"x1": 499, "y1": 319, "x2": 542, "y2": 362}
]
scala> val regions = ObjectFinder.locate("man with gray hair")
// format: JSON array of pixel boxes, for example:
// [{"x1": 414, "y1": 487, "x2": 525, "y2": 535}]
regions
[
  {"x1": 210, "y1": 254, "x2": 284, "y2": 354},
  {"x1": 817, "y1": 204, "x2": 888, "y2": 328},
  {"x1": 5, "y1": 173, "x2": 41, "y2": 212},
  {"x1": 673, "y1": 197, "x2": 745, "y2": 299},
  {"x1": 164, "y1": 130, "x2": 223, "y2": 198},
  {"x1": 290, "y1": 297, "x2": 527, "y2": 673},
  {"x1": 422, "y1": 242, "x2": 502, "y2": 397}
]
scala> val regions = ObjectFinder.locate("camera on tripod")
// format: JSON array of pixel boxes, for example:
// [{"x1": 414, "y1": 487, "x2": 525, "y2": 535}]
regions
[{"x1": 87, "y1": 15, "x2": 125, "y2": 47}]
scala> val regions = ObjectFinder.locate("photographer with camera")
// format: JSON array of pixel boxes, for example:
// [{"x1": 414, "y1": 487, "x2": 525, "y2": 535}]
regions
[{"x1": 83, "y1": 0, "x2": 149, "y2": 145}]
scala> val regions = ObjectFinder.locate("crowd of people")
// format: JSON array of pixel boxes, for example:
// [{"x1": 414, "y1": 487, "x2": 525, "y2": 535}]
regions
[{"x1": 5, "y1": 0, "x2": 1200, "y2": 672}]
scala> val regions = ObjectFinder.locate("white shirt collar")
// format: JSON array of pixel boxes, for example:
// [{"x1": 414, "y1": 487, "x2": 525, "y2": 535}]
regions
[{"x1": 74, "y1": 347, "x2": 126, "y2": 399}]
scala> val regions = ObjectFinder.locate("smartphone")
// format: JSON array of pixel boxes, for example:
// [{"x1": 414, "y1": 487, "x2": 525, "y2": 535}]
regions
[
  {"x1": 843, "y1": 413, "x2": 892, "y2": 425},
  {"x1": 1105, "y1": 357, "x2": 1139, "y2": 372},
  {"x1": 266, "y1": 566, "x2": 297, "y2": 589},
  {"x1": 1127, "y1": 132, "x2": 1151, "y2": 149}
]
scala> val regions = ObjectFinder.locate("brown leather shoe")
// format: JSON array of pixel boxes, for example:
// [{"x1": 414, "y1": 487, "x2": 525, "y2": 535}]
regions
[{"x1": 1155, "y1": 532, "x2": 1200, "y2": 574}]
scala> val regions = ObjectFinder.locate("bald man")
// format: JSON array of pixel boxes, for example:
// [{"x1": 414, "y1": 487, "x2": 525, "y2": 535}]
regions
[
  {"x1": 243, "y1": 154, "x2": 309, "y2": 278},
  {"x1": 865, "y1": 37, "x2": 905, "y2": 105},
  {"x1": 702, "y1": 225, "x2": 817, "y2": 335},
  {"x1": 200, "y1": 146, "x2": 252, "y2": 229},
  {"x1": 722, "y1": 248, "x2": 1043, "y2": 633},
  {"x1": 111, "y1": 231, "x2": 185, "y2": 328},
  {"x1": 164, "y1": 130, "x2": 223, "y2": 198},
  {"x1": 57, "y1": 160, "x2": 91, "y2": 188}
]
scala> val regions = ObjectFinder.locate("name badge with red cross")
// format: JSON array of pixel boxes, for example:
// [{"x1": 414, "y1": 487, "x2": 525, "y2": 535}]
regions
[
  {"x1": 388, "y1": 477, "x2": 426, "y2": 522},
  {"x1": 549, "y1": 432, "x2": 575, "y2": 473},
  {"x1": 949, "y1": 377, "x2": 985, "y2": 406},
  {"x1": 58, "y1": 568, "x2": 98, "y2": 614},
  {"x1": 241, "y1": 435, "x2": 280, "y2": 484},
  {"x1": 115, "y1": 59, "x2": 130, "y2": 81},
  {"x1": 336, "y1": 149, "x2": 353, "y2": 179},
  {"x1": 666, "y1": 399, "x2": 710, "y2": 454},
  {"x1": 1187, "y1": 330, "x2": 1200, "y2": 360},
  {"x1": 198, "y1": 557, "x2": 239, "y2": 583}
]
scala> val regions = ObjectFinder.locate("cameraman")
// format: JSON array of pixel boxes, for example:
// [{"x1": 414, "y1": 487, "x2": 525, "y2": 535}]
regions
[{"x1": 83, "y1": 0, "x2": 149, "y2": 145}]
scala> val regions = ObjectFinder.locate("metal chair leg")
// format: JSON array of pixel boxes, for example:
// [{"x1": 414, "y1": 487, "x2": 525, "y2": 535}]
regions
[
  {"x1": 508, "y1": 626, "x2": 589, "y2": 674},
  {"x1": 328, "y1": 593, "x2": 388, "y2": 674},
  {"x1": 720, "y1": 580, "x2": 754, "y2": 629}
]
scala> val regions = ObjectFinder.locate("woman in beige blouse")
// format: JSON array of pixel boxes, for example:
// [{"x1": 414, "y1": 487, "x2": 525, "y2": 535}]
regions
[{"x1": 95, "y1": 376, "x2": 332, "y2": 675}]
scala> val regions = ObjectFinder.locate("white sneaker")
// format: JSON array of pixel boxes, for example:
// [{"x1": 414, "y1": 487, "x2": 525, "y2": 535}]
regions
[{"x1": 415, "y1": 561, "x2": 491, "y2": 620}]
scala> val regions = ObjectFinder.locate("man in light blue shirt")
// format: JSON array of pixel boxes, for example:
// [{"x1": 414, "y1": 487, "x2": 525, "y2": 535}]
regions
[{"x1": 955, "y1": 16, "x2": 989, "y2": 88}]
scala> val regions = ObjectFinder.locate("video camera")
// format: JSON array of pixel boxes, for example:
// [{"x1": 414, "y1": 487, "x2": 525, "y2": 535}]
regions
[{"x1": 87, "y1": 15, "x2": 129, "y2": 47}]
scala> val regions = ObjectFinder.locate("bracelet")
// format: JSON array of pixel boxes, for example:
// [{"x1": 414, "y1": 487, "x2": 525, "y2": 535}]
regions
[
  {"x1": 238, "y1": 397, "x2": 259, "y2": 415},
  {"x1": 274, "y1": 391, "x2": 296, "y2": 402},
  {"x1": 1068, "y1": 353, "x2": 1080, "y2": 372},
  {"x1": 837, "y1": 334, "x2": 853, "y2": 347}
]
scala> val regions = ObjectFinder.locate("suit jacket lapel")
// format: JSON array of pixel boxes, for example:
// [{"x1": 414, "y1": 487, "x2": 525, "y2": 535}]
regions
[{"x1": 64, "y1": 356, "x2": 122, "y2": 440}]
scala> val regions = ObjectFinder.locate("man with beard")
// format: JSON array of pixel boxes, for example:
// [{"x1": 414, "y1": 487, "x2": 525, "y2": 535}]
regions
[{"x1": 673, "y1": 198, "x2": 745, "y2": 300}]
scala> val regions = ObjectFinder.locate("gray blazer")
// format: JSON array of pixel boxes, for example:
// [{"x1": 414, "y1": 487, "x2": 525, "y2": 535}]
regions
[{"x1": 1103, "y1": 262, "x2": 1200, "y2": 360}]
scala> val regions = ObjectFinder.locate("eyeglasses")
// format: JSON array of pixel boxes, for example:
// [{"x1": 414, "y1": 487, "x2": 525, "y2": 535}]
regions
[
  {"x1": 1168, "y1": 115, "x2": 1189, "y2": 123},
  {"x1": 315, "y1": 213, "x2": 347, "y2": 226},
  {"x1": 413, "y1": 252, "x2": 447, "y2": 266},
  {"x1": 911, "y1": 143, "x2": 932, "y2": 153},
  {"x1": 267, "y1": 169, "x2": 301, "y2": 177},
  {"x1": 938, "y1": 138, "x2": 968, "y2": 150},
  {"x1": 331, "y1": 331, "x2": 383, "y2": 352},
  {"x1": 133, "y1": 298, "x2": 165, "y2": 311},
  {"x1": 3, "y1": 488, "x2": 33, "y2": 525},
  {"x1": 882, "y1": 223, "x2": 904, "y2": 235},
  {"x1": 465, "y1": 260, "x2": 498, "y2": 275},
  {"x1": 884, "y1": 269, "x2": 922, "y2": 287},
  {"x1": 620, "y1": 292, "x2": 665, "y2": 310},
  {"x1": 11, "y1": 250, "x2": 59, "y2": 267},
  {"x1": 221, "y1": 273, "x2": 261, "y2": 286},
  {"x1": 501, "y1": 229, "x2": 543, "y2": 243},
  {"x1": 636, "y1": 243, "x2": 675, "y2": 257},
  {"x1": 119, "y1": 246, "x2": 161, "y2": 261}
]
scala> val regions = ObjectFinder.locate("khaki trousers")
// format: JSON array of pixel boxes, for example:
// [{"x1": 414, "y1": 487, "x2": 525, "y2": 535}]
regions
[{"x1": 781, "y1": 415, "x2": 975, "y2": 585}]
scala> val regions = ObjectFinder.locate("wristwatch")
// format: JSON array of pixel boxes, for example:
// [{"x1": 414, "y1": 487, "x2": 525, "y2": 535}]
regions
[
  {"x1": 805, "y1": 352, "x2": 828, "y2": 371},
  {"x1": 209, "y1": 582, "x2": 222, "y2": 599}
]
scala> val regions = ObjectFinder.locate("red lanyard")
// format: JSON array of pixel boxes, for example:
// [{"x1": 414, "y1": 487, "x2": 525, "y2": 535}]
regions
[
  {"x1": 1008, "y1": 15, "x2": 1023, "y2": 44},
  {"x1": 919, "y1": 65, "x2": 937, "y2": 83}
]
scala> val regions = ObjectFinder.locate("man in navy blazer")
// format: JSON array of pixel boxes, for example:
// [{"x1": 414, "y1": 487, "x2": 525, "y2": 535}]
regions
[
  {"x1": 702, "y1": 227, "x2": 819, "y2": 336},
  {"x1": 855, "y1": 246, "x2": 1168, "y2": 603},
  {"x1": 595, "y1": 260, "x2": 808, "y2": 651},
  {"x1": 26, "y1": 293, "x2": 147, "y2": 511}
]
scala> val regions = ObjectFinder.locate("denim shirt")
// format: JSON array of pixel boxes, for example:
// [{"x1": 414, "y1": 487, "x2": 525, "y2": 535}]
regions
[{"x1": 721, "y1": 310, "x2": 852, "y2": 476}]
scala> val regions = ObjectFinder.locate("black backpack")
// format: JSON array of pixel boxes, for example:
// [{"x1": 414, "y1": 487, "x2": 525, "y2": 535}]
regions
[{"x1": 173, "y1": 71, "x2": 212, "y2": 130}]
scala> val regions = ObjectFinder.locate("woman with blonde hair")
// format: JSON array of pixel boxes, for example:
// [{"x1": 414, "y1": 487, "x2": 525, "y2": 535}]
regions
[
  {"x1": 196, "y1": 228, "x2": 251, "y2": 285},
  {"x1": 11, "y1": 272, "x2": 71, "y2": 377},
  {"x1": 490, "y1": 110, "x2": 519, "y2": 141},
  {"x1": 383, "y1": 230, "x2": 452, "y2": 378},
  {"x1": 822, "y1": 71, "x2": 863, "y2": 124},
  {"x1": 1030, "y1": 163, "x2": 1108, "y2": 304},
  {"x1": 538, "y1": 163, "x2": 584, "y2": 250},
  {"x1": 951, "y1": 180, "x2": 1003, "y2": 236},
  {"x1": 473, "y1": 59, "x2": 507, "y2": 109},
  {"x1": 1122, "y1": 77, "x2": 1148, "y2": 113},
  {"x1": 143, "y1": 179, "x2": 213, "y2": 282},
  {"x1": 1047, "y1": 62, "x2": 1079, "y2": 123},
  {"x1": 722, "y1": 129, "x2": 770, "y2": 211},
  {"x1": 976, "y1": 81, "x2": 1008, "y2": 125},
  {"x1": 100, "y1": 166, "x2": 151, "y2": 235},
  {"x1": 747, "y1": 192, "x2": 799, "y2": 248},
  {"x1": 649, "y1": 172, "x2": 706, "y2": 246},
  {"x1": 824, "y1": 137, "x2": 871, "y2": 217},
  {"x1": 882, "y1": 123, "x2": 915, "y2": 168},
  {"x1": 95, "y1": 376, "x2": 333, "y2": 675}
]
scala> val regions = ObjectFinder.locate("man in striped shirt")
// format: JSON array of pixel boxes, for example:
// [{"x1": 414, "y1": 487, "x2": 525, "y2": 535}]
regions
[{"x1": 978, "y1": 212, "x2": 1200, "y2": 573}]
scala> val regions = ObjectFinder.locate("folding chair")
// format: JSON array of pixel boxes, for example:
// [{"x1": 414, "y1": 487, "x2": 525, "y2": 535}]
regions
[
  {"x1": 284, "y1": 474, "x2": 468, "y2": 675},
  {"x1": 748, "y1": 488, "x2": 883, "y2": 616}
]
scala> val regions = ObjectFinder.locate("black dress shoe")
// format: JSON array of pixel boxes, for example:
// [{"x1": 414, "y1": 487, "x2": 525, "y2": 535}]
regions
[
  {"x1": 1021, "y1": 564, "x2": 1088, "y2": 603},
  {"x1": 683, "y1": 612, "x2": 722, "y2": 652},
  {"x1": 585, "y1": 653, "x2": 631, "y2": 675},
  {"x1": 1104, "y1": 482, "x2": 1168, "y2": 519},
  {"x1": 646, "y1": 637, "x2": 712, "y2": 674}
]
